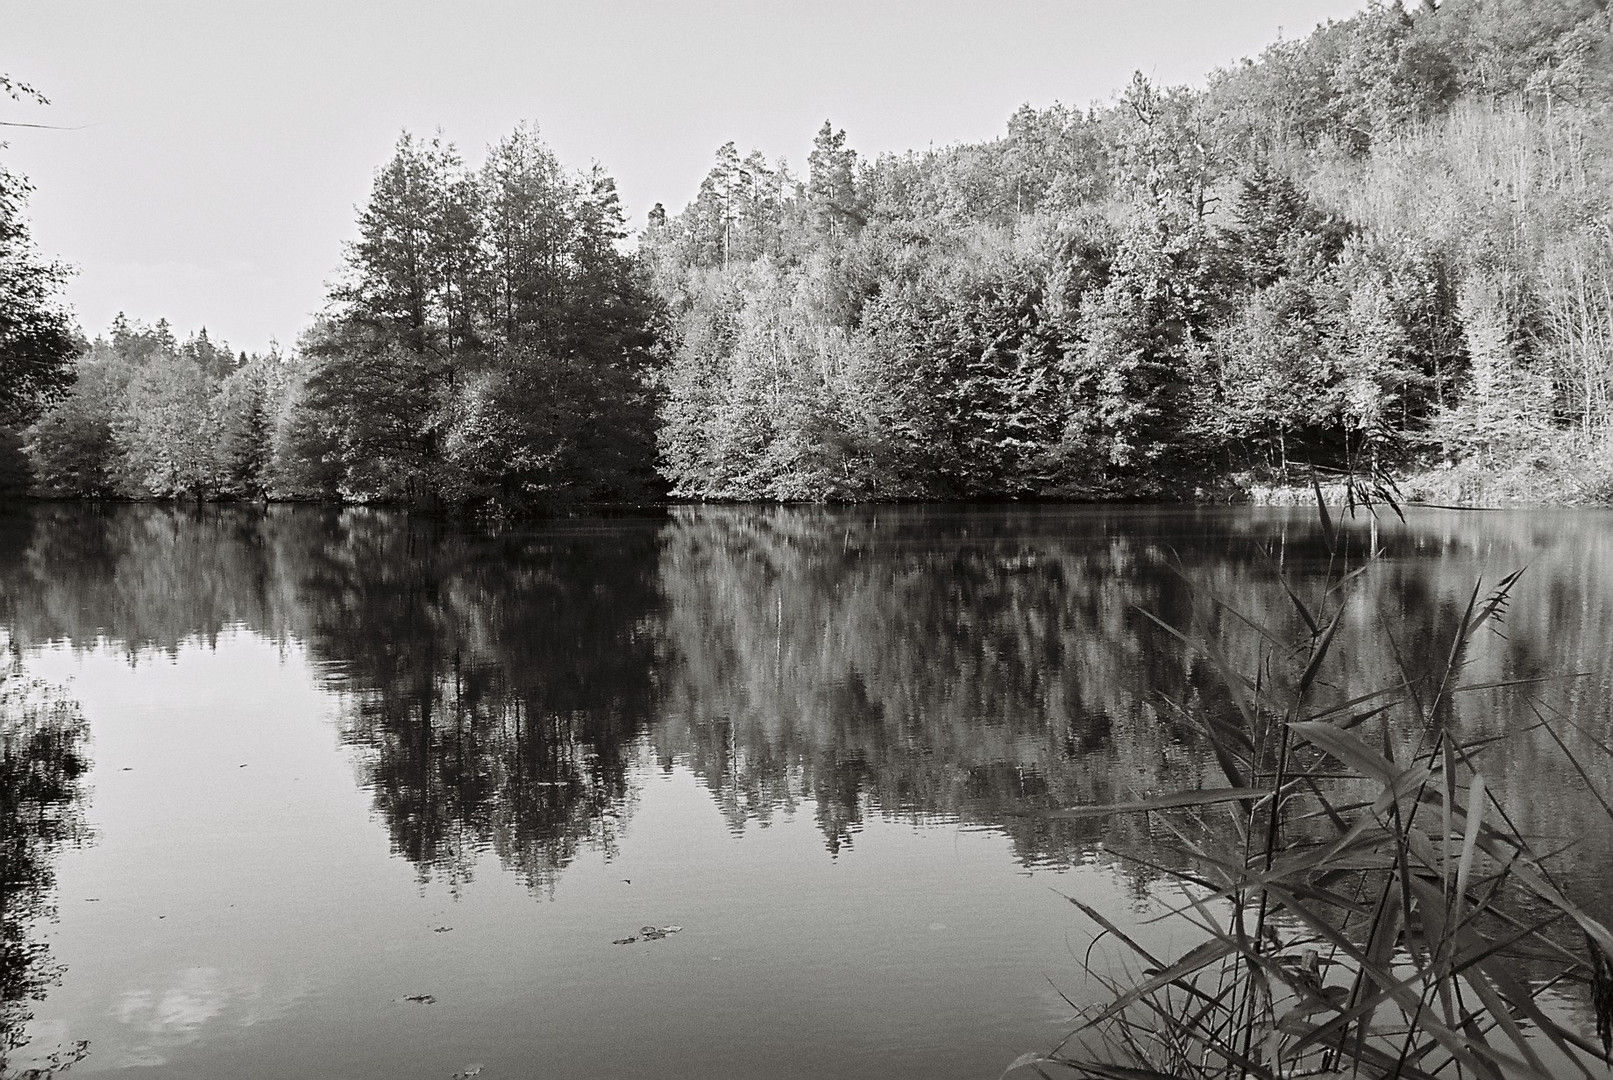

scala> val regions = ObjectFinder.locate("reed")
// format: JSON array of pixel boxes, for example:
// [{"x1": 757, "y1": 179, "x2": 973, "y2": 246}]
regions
[{"x1": 1015, "y1": 477, "x2": 1613, "y2": 1080}]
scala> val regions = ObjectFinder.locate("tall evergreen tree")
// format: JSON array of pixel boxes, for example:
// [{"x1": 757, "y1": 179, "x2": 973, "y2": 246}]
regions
[{"x1": 807, "y1": 122, "x2": 864, "y2": 239}]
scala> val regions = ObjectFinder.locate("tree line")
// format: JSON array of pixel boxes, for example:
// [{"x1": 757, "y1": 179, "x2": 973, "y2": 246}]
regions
[
  {"x1": 8, "y1": 0, "x2": 1613, "y2": 507},
  {"x1": 10, "y1": 124, "x2": 663, "y2": 511},
  {"x1": 648, "y1": 0, "x2": 1613, "y2": 501}
]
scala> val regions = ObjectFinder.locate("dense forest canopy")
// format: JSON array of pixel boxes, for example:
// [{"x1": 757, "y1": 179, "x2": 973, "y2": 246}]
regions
[
  {"x1": 646, "y1": 0, "x2": 1613, "y2": 502},
  {"x1": 11, "y1": 0, "x2": 1613, "y2": 508},
  {"x1": 18, "y1": 127, "x2": 664, "y2": 512}
]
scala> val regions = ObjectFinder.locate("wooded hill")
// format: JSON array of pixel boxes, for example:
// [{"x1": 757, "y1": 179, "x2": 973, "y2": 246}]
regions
[{"x1": 15, "y1": 0, "x2": 1613, "y2": 507}]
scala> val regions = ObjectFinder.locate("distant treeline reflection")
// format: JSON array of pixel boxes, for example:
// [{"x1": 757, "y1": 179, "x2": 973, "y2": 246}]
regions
[{"x1": 3, "y1": 503, "x2": 1612, "y2": 906}]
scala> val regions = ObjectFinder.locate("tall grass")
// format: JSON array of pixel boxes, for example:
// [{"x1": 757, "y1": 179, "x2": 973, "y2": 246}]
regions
[{"x1": 1016, "y1": 480, "x2": 1613, "y2": 1079}]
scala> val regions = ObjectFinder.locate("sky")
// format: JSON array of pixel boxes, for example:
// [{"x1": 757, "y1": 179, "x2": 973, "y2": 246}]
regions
[{"x1": 3, "y1": 0, "x2": 1369, "y2": 355}]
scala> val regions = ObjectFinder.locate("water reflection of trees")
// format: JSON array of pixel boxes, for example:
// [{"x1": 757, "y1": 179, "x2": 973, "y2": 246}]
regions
[
  {"x1": 0, "y1": 506, "x2": 666, "y2": 897},
  {"x1": 0, "y1": 504, "x2": 306, "y2": 654},
  {"x1": 287, "y1": 512, "x2": 664, "y2": 894},
  {"x1": 0, "y1": 649, "x2": 91, "y2": 1077},
  {"x1": 4, "y1": 504, "x2": 1613, "y2": 908},
  {"x1": 657, "y1": 508, "x2": 1193, "y2": 861},
  {"x1": 654, "y1": 506, "x2": 1613, "y2": 901}
]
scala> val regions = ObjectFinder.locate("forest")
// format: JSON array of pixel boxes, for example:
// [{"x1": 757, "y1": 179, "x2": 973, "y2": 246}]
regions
[{"x1": 5, "y1": 0, "x2": 1613, "y2": 509}]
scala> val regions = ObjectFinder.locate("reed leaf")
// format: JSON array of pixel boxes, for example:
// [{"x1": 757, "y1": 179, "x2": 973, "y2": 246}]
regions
[
  {"x1": 1035, "y1": 495, "x2": 1613, "y2": 1080},
  {"x1": 1029, "y1": 789, "x2": 1279, "y2": 819}
]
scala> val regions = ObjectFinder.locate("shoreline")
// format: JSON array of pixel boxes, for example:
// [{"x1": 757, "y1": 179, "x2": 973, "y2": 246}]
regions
[{"x1": 7, "y1": 480, "x2": 1611, "y2": 513}]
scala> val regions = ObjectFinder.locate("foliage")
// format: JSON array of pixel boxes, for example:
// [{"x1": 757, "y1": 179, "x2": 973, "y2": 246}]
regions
[
  {"x1": 22, "y1": 5, "x2": 1613, "y2": 506},
  {"x1": 285, "y1": 124, "x2": 662, "y2": 512},
  {"x1": 18, "y1": 126, "x2": 659, "y2": 513},
  {"x1": 0, "y1": 429, "x2": 28, "y2": 499},
  {"x1": 643, "y1": 0, "x2": 1613, "y2": 502},
  {"x1": 23, "y1": 316, "x2": 289, "y2": 501},
  {"x1": 25, "y1": 352, "x2": 124, "y2": 498},
  {"x1": 0, "y1": 121, "x2": 77, "y2": 434}
]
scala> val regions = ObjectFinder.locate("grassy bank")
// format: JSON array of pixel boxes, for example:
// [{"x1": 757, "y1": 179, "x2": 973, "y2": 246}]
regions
[
  {"x1": 1238, "y1": 436, "x2": 1613, "y2": 508},
  {"x1": 1398, "y1": 451, "x2": 1613, "y2": 508}
]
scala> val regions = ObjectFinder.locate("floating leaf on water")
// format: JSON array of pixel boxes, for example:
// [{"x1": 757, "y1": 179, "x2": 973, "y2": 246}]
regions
[
  {"x1": 403, "y1": 994, "x2": 436, "y2": 1004},
  {"x1": 612, "y1": 936, "x2": 637, "y2": 945},
  {"x1": 662, "y1": 925, "x2": 682, "y2": 934},
  {"x1": 432, "y1": 926, "x2": 453, "y2": 933}
]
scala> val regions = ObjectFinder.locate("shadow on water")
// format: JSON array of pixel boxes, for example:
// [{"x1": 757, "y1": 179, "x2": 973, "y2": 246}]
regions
[
  {"x1": 2, "y1": 501, "x2": 1613, "y2": 950},
  {"x1": 0, "y1": 639, "x2": 92, "y2": 1079}
]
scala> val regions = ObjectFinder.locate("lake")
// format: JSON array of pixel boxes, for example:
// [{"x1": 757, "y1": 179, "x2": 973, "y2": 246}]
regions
[{"x1": 3, "y1": 502, "x2": 1611, "y2": 1079}]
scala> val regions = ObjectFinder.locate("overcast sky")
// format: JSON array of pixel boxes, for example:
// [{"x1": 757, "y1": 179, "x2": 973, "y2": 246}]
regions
[{"x1": 4, "y1": 1, "x2": 1368, "y2": 354}]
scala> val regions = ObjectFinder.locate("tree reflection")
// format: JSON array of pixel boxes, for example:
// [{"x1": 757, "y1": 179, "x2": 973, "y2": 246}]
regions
[
  {"x1": 4, "y1": 503, "x2": 1613, "y2": 915},
  {"x1": 655, "y1": 507, "x2": 1233, "y2": 866},
  {"x1": 286, "y1": 512, "x2": 666, "y2": 894},
  {"x1": 651, "y1": 503, "x2": 1613, "y2": 920},
  {"x1": 0, "y1": 648, "x2": 91, "y2": 1078},
  {"x1": 0, "y1": 503, "x2": 305, "y2": 655},
  {"x1": 0, "y1": 506, "x2": 667, "y2": 897}
]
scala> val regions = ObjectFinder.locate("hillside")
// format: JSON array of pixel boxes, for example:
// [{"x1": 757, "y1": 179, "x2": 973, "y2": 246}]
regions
[{"x1": 17, "y1": 0, "x2": 1613, "y2": 508}]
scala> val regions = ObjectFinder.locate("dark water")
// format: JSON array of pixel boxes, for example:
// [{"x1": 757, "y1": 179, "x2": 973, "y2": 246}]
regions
[{"x1": 2, "y1": 503, "x2": 1611, "y2": 1078}]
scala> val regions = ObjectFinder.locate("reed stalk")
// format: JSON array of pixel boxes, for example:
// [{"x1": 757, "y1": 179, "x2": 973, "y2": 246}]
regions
[{"x1": 1014, "y1": 475, "x2": 1613, "y2": 1080}]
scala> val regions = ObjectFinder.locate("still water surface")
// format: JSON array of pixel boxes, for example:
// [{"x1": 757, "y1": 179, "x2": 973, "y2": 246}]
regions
[{"x1": 3, "y1": 503, "x2": 1612, "y2": 1078}]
